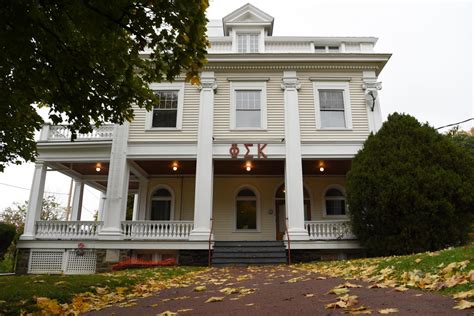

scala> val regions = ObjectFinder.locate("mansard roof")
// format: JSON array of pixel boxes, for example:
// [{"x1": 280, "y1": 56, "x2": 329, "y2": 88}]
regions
[{"x1": 222, "y1": 3, "x2": 274, "y2": 36}]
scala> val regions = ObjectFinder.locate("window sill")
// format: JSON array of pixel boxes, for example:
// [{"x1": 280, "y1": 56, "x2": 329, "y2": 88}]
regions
[
  {"x1": 145, "y1": 127, "x2": 182, "y2": 131},
  {"x1": 316, "y1": 128, "x2": 353, "y2": 131},
  {"x1": 231, "y1": 128, "x2": 268, "y2": 132}
]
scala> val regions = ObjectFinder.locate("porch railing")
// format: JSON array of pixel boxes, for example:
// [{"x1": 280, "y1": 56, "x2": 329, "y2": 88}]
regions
[
  {"x1": 305, "y1": 220, "x2": 355, "y2": 240},
  {"x1": 40, "y1": 124, "x2": 114, "y2": 142},
  {"x1": 121, "y1": 221, "x2": 194, "y2": 240},
  {"x1": 36, "y1": 221, "x2": 103, "y2": 239}
]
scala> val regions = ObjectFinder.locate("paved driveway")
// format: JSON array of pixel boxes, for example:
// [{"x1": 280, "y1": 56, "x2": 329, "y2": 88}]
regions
[{"x1": 86, "y1": 265, "x2": 468, "y2": 315}]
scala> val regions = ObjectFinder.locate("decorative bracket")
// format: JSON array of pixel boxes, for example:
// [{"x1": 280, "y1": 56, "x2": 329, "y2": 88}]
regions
[
  {"x1": 281, "y1": 77, "x2": 301, "y2": 91},
  {"x1": 199, "y1": 78, "x2": 218, "y2": 93},
  {"x1": 362, "y1": 81, "x2": 382, "y2": 111}
]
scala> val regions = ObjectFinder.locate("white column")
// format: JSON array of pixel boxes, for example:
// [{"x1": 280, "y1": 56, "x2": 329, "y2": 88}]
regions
[
  {"x1": 99, "y1": 123, "x2": 129, "y2": 239},
  {"x1": 21, "y1": 162, "x2": 47, "y2": 240},
  {"x1": 362, "y1": 70, "x2": 383, "y2": 133},
  {"x1": 132, "y1": 193, "x2": 139, "y2": 221},
  {"x1": 281, "y1": 71, "x2": 309, "y2": 240},
  {"x1": 70, "y1": 180, "x2": 84, "y2": 221},
  {"x1": 137, "y1": 179, "x2": 148, "y2": 220},
  {"x1": 97, "y1": 192, "x2": 106, "y2": 221},
  {"x1": 189, "y1": 72, "x2": 217, "y2": 241}
]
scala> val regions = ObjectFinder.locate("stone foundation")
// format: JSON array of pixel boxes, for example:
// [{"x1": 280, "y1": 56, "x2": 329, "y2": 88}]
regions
[
  {"x1": 15, "y1": 248, "x2": 30, "y2": 275},
  {"x1": 179, "y1": 250, "x2": 209, "y2": 266},
  {"x1": 96, "y1": 249, "x2": 131, "y2": 273}
]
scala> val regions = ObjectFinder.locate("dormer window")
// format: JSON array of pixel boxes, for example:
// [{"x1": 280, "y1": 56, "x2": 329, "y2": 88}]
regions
[{"x1": 237, "y1": 33, "x2": 260, "y2": 53}]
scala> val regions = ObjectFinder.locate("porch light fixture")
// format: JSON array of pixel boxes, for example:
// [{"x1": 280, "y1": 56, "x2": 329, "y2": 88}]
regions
[
  {"x1": 318, "y1": 161, "x2": 325, "y2": 173},
  {"x1": 95, "y1": 163, "x2": 102, "y2": 172},
  {"x1": 172, "y1": 161, "x2": 179, "y2": 172},
  {"x1": 245, "y1": 161, "x2": 252, "y2": 172}
]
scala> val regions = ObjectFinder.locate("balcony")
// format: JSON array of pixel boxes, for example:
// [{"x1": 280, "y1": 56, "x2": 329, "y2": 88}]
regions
[
  {"x1": 39, "y1": 124, "x2": 114, "y2": 142},
  {"x1": 34, "y1": 220, "x2": 194, "y2": 240}
]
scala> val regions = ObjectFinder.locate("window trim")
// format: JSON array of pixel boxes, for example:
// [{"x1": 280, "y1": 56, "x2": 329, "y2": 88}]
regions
[
  {"x1": 230, "y1": 81, "x2": 267, "y2": 130},
  {"x1": 232, "y1": 28, "x2": 264, "y2": 53},
  {"x1": 148, "y1": 184, "x2": 175, "y2": 220},
  {"x1": 145, "y1": 82, "x2": 185, "y2": 131},
  {"x1": 322, "y1": 184, "x2": 348, "y2": 218},
  {"x1": 233, "y1": 185, "x2": 261, "y2": 232},
  {"x1": 274, "y1": 182, "x2": 313, "y2": 221},
  {"x1": 313, "y1": 81, "x2": 353, "y2": 130}
]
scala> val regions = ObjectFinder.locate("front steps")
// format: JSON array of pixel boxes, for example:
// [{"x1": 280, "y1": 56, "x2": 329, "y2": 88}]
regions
[{"x1": 212, "y1": 241, "x2": 287, "y2": 266}]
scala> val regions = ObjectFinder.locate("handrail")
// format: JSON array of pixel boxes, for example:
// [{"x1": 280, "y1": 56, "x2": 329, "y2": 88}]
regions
[
  {"x1": 208, "y1": 217, "x2": 214, "y2": 267},
  {"x1": 285, "y1": 217, "x2": 291, "y2": 265}
]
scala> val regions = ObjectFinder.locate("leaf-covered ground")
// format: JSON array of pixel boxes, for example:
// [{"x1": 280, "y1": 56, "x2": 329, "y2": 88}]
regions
[
  {"x1": 297, "y1": 244, "x2": 474, "y2": 311},
  {"x1": 0, "y1": 266, "x2": 202, "y2": 315}
]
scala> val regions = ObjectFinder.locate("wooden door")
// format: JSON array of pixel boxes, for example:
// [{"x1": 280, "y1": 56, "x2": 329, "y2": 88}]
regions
[{"x1": 275, "y1": 200, "x2": 286, "y2": 240}]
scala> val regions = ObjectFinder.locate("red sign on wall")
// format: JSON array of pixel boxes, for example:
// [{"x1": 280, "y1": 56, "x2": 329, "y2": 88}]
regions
[{"x1": 229, "y1": 143, "x2": 267, "y2": 159}]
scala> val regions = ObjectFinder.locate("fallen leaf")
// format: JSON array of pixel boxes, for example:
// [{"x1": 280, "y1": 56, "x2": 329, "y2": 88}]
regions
[
  {"x1": 54, "y1": 281, "x2": 66, "y2": 286},
  {"x1": 327, "y1": 287, "x2": 350, "y2": 295},
  {"x1": 245, "y1": 303, "x2": 255, "y2": 306},
  {"x1": 219, "y1": 287, "x2": 239, "y2": 295},
  {"x1": 193, "y1": 286, "x2": 207, "y2": 292},
  {"x1": 394, "y1": 286, "x2": 408, "y2": 292},
  {"x1": 453, "y1": 289, "x2": 474, "y2": 300},
  {"x1": 304, "y1": 293, "x2": 314, "y2": 298},
  {"x1": 414, "y1": 258, "x2": 422, "y2": 263},
  {"x1": 453, "y1": 300, "x2": 474, "y2": 310},
  {"x1": 205, "y1": 297, "x2": 224, "y2": 303},
  {"x1": 156, "y1": 311, "x2": 177, "y2": 316},
  {"x1": 177, "y1": 309, "x2": 193, "y2": 312},
  {"x1": 378, "y1": 308, "x2": 399, "y2": 314}
]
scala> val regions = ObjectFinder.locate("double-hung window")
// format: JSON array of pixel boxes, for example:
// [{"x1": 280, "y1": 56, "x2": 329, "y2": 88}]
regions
[
  {"x1": 152, "y1": 90, "x2": 179, "y2": 128},
  {"x1": 146, "y1": 83, "x2": 184, "y2": 130},
  {"x1": 313, "y1": 82, "x2": 352, "y2": 129},
  {"x1": 230, "y1": 81, "x2": 267, "y2": 129},
  {"x1": 237, "y1": 33, "x2": 260, "y2": 53}
]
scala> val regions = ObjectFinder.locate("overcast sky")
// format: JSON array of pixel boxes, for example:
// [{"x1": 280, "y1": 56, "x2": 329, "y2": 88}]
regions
[{"x1": 0, "y1": 0, "x2": 472, "y2": 216}]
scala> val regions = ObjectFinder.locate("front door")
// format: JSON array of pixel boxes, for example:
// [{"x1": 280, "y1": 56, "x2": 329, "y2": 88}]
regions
[{"x1": 275, "y1": 200, "x2": 286, "y2": 240}]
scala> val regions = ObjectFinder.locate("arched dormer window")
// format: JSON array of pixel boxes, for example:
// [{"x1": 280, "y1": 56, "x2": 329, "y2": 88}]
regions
[
  {"x1": 151, "y1": 187, "x2": 173, "y2": 220},
  {"x1": 236, "y1": 187, "x2": 258, "y2": 230},
  {"x1": 324, "y1": 187, "x2": 347, "y2": 216}
]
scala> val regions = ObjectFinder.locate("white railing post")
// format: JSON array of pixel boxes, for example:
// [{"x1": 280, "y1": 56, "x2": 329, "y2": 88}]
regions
[
  {"x1": 304, "y1": 220, "x2": 355, "y2": 240},
  {"x1": 120, "y1": 221, "x2": 194, "y2": 240}
]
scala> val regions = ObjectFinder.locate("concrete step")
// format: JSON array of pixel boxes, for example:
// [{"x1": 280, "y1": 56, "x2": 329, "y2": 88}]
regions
[
  {"x1": 213, "y1": 246, "x2": 285, "y2": 253},
  {"x1": 213, "y1": 241, "x2": 284, "y2": 247},
  {"x1": 212, "y1": 257, "x2": 287, "y2": 265}
]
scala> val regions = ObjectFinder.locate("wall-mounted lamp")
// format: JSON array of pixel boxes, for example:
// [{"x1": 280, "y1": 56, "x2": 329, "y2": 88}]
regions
[
  {"x1": 245, "y1": 161, "x2": 252, "y2": 172},
  {"x1": 318, "y1": 161, "x2": 325, "y2": 173},
  {"x1": 172, "y1": 161, "x2": 179, "y2": 172},
  {"x1": 95, "y1": 163, "x2": 102, "y2": 173}
]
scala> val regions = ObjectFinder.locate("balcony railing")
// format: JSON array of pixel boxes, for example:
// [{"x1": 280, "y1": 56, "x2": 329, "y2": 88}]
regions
[
  {"x1": 39, "y1": 124, "x2": 114, "y2": 142},
  {"x1": 305, "y1": 220, "x2": 355, "y2": 240},
  {"x1": 121, "y1": 221, "x2": 194, "y2": 240},
  {"x1": 36, "y1": 221, "x2": 103, "y2": 240}
]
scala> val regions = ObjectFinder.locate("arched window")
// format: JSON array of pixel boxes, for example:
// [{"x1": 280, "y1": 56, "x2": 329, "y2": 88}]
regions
[
  {"x1": 236, "y1": 188, "x2": 257, "y2": 230},
  {"x1": 151, "y1": 188, "x2": 173, "y2": 220},
  {"x1": 324, "y1": 188, "x2": 346, "y2": 216}
]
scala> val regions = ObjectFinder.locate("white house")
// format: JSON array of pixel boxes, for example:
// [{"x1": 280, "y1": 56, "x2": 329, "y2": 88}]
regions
[{"x1": 16, "y1": 4, "x2": 390, "y2": 274}]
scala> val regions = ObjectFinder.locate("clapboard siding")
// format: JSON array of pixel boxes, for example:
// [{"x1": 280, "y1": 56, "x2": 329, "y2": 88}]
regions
[
  {"x1": 213, "y1": 71, "x2": 285, "y2": 142},
  {"x1": 128, "y1": 82, "x2": 200, "y2": 142},
  {"x1": 298, "y1": 71, "x2": 370, "y2": 142}
]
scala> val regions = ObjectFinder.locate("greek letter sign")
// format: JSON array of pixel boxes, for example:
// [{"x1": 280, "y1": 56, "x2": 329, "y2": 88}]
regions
[{"x1": 229, "y1": 143, "x2": 267, "y2": 159}]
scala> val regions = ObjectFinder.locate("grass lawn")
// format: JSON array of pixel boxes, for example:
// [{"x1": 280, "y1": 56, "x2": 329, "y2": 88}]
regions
[
  {"x1": 0, "y1": 266, "x2": 203, "y2": 315},
  {"x1": 298, "y1": 244, "x2": 473, "y2": 298}
]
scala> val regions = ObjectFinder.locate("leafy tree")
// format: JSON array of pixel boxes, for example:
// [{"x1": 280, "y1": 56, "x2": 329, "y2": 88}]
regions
[
  {"x1": 347, "y1": 113, "x2": 474, "y2": 256},
  {"x1": 0, "y1": 195, "x2": 66, "y2": 234},
  {"x1": 0, "y1": 0, "x2": 209, "y2": 171},
  {"x1": 0, "y1": 223, "x2": 16, "y2": 260},
  {"x1": 447, "y1": 127, "x2": 474, "y2": 157}
]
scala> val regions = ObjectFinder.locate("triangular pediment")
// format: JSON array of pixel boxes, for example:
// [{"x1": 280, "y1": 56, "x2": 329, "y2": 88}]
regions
[{"x1": 223, "y1": 3, "x2": 274, "y2": 35}]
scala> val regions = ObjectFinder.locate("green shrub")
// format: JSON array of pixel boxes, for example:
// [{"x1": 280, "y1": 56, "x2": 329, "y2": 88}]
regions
[
  {"x1": 0, "y1": 223, "x2": 16, "y2": 260},
  {"x1": 347, "y1": 113, "x2": 474, "y2": 256}
]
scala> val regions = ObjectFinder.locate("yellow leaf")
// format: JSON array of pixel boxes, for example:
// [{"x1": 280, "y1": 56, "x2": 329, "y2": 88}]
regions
[
  {"x1": 453, "y1": 300, "x2": 474, "y2": 310},
  {"x1": 54, "y1": 281, "x2": 66, "y2": 286},
  {"x1": 219, "y1": 287, "x2": 239, "y2": 295},
  {"x1": 378, "y1": 308, "x2": 399, "y2": 314},
  {"x1": 115, "y1": 287, "x2": 127, "y2": 294},
  {"x1": 325, "y1": 300, "x2": 347, "y2": 309},
  {"x1": 177, "y1": 309, "x2": 193, "y2": 312},
  {"x1": 156, "y1": 311, "x2": 177, "y2": 316},
  {"x1": 36, "y1": 297, "x2": 62, "y2": 315},
  {"x1": 414, "y1": 258, "x2": 422, "y2": 263},
  {"x1": 394, "y1": 286, "x2": 409, "y2": 292},
  {"x1": 453, "y1": 289, "x2": 474, "y2": 299},
  {"x1": 205, "y1": 296, "x2": 224, "y2": 303},
  {"x1": 193, "y1": 286, "x2": 207, "y2": 292},
  {"x1": 245, "y1": 303, "x2": 254, "y2": 306},
  {"x1": 304, "y1": 293, "x2": 314, "y2": 298},
  {"x1": 327, "y1": 287, "x2": 349, "y2": 295}
]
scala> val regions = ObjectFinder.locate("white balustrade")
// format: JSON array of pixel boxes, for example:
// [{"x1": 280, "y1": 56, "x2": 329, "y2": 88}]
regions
[
  {"x1": 121, "y1": 221, "x2": 194, "y2": 240},
  {"x1": 44, "y1": 124, "x2": 114, "y2": 141},
  {"x1": 35, "y1": 221, "x2": 103, "y2": 239},
  {"x1": 304, "y1": 220, "x2": 355, "y2": 240}
]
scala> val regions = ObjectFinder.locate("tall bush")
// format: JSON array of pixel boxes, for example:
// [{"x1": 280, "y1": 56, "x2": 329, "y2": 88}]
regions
[
  {"x1": 0, "y1": 223, "x2": 16, "y2": 260},
  {"x1": 347, "y1": 113, "x2": 474, "y2": 256}
]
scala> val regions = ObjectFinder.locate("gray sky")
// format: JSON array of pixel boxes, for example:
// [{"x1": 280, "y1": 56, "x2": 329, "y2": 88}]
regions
[{"x1": 0, "y1": 0, "x2": 472, "y2": 215}]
